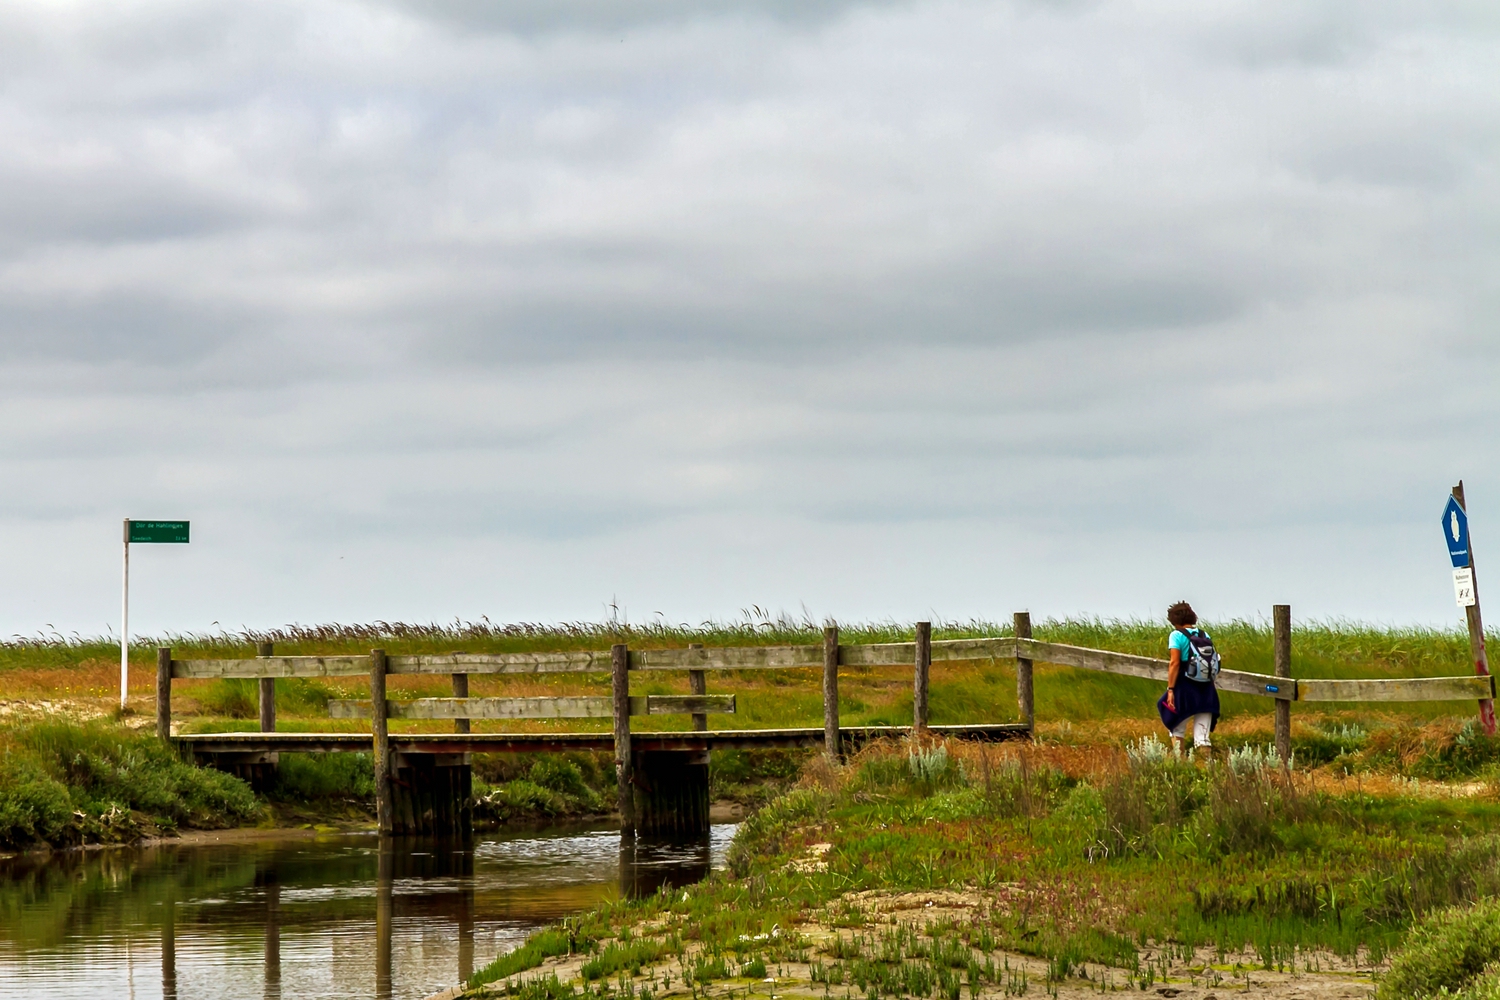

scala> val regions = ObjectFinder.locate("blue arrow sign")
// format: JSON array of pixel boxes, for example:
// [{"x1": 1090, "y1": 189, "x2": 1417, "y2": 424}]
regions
[{"x1": 1443, "y1": 495, "x2": 1471, "y2": 568}]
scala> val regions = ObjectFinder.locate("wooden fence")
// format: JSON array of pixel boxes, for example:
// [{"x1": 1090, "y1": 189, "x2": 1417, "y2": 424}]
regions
[{"x1": 155, "y1": 609, "x2": 1498, "y2": 831}]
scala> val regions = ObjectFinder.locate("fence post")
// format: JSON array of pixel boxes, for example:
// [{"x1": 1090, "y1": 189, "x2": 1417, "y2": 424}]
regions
[
  {"x1": 1273, "y1": 605, "x2": 1292, "y2": 763},
  {"x1": 914, "y1": 621, "x2": 931, "y2": 734},
  {"x1": 688, "y1": 643, "x2": 707, "y2": 732},
  {"x1": 1454, "y1": 481, "x2": 1497, "y2": 736},
  {"x1": 823, "y1": 626, "x2": 840, "y2": 759},
  {"x1": 257, "y1": 641, "x2": 276, "y2": 733},
  {"x1": 371, "y1": 648, "x2": 393, "y2": 834},
  {"x1": 156, "y1": 646, "x2": 172, "y2": 741},
  {"x1": 612, "y1": 643, "x2": 634, "y2": 834},
  {"x1": 1014, "y1": 612, "x2": 1034, "y2": 735},
  {"x1": 452, "y1": 672, "x2": 470, "y2": 734}
]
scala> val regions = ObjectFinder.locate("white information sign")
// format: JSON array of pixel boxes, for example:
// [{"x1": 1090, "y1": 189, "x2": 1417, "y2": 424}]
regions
[{"x1": 1455, "y1": 567, "x2": 1477, "y2": 608}]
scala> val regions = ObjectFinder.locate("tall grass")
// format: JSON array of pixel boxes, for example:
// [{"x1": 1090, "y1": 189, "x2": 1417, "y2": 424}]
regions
[{"x1": 2, "y1": 613, "x2": 1489, "y2": 676}]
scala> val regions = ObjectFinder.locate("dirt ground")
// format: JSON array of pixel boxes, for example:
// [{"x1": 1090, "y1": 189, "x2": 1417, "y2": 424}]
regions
[{"x1": 455, "y1": 887, "x2": 1378, "y2": 1000}]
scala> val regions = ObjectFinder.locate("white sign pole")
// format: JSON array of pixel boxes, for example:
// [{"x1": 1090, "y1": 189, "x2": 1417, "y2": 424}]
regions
[{"x1": 121, "y1": 518, "x2": 130, "y2": 710}]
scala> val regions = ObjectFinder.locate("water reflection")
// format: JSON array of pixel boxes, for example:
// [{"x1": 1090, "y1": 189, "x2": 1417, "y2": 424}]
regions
[{"x1": 0, "y1": 825, "x2": 734, "y2": 1000}]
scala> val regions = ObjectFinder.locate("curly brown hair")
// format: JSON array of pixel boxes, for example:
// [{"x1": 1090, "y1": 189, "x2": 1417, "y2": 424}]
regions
[{"x1": 1167, "y1": 601, "x2": 1197, "y2": 627}]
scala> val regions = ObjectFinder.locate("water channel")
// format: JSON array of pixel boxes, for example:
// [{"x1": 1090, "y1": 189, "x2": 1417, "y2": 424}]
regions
[{"x1": 0, "y1": 824, "x2": 737, "y2": 1000}]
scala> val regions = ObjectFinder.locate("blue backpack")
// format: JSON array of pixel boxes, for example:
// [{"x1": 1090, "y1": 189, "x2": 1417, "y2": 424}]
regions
[{"x1": 1177, "y1": 628, "x2": 1221, "y2": 683}]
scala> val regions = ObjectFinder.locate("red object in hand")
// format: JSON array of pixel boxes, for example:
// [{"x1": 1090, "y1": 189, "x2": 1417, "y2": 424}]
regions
[{"x1": 1165, "y1": 690, "x2": 1176, "y2": 712}]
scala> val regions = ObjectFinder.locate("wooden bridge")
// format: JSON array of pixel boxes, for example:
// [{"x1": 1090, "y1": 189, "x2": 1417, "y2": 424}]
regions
[{"x1": 159, "y1": 610, "x2": 1497, "y2": 837}]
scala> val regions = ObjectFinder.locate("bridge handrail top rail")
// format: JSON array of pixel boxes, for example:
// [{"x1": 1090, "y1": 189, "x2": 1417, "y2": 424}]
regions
[{"x1": 167, "y1": 637, "x2": 1023, "y2": 677}]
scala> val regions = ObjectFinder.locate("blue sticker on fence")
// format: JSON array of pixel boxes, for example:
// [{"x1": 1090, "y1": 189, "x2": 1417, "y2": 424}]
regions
[{"x1": 1443, "y1": 496, "x2": 1471, "y2": 568}]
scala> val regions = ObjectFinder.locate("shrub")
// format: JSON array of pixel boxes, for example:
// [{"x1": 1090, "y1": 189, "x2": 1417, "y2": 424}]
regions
[
  {"x1": 0, "y1": 756, "x2": 73, "y2": 846},
  {"x1": 726, "y1": 787, "x2": 829, "y2": 876},
  {"x1": 272, "y1": 752, "x2": 374, "y2": 801},
  {"x1": 1377, "y1": 898, "x2": 1500, "y2": 999},
  {"x1": 0, "y1": 720, "x2": 260, "y2": 847}
]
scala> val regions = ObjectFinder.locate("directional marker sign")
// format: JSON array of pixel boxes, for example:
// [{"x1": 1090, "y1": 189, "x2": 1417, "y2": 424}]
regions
[
  {"x1": 127, "y1": 520, "x2": 189, "y2": 544},
  {"x1": 1443, "y1": 495, "x2": 1471, "y2": 568}
]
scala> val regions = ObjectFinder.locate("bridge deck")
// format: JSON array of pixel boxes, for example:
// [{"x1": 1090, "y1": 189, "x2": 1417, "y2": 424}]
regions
[{"x1": 175, "y1": 723, "x2": 1030, "y2": 755}]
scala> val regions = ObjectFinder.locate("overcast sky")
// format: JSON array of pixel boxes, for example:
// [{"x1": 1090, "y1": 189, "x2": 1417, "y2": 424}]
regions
[{"x1": 2, "y1": 0, "x2": 1497, "y2": 638}]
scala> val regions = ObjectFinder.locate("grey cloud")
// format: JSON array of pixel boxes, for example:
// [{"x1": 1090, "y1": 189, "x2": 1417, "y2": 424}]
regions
[{"x1": 380, "y1": 0, "x2": 912, "y2": 34}]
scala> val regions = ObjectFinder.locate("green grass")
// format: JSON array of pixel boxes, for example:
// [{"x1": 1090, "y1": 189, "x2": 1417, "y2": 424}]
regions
[
  {"x1": 467, "y1": 736, "x2": 1500, "y2": 999},
  {"x1": 0, "y1": 720, "x2": 260, "y2": 847}
]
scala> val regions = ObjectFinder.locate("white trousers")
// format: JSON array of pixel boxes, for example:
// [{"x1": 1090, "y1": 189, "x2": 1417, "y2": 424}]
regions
[{"x1": 1169, "y1": 712, "x2": 1213, "y2": 746}]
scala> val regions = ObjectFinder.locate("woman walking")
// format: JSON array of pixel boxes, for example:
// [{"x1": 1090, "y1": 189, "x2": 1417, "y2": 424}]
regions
[{"x1": 1157, "y1": 601, "x2": 1220, "y2": 759}]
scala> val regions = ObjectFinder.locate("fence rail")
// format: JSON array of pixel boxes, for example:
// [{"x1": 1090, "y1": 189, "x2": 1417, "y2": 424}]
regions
[{"x1": 328, "y1": 694, "x2": 736, "y2": 721}]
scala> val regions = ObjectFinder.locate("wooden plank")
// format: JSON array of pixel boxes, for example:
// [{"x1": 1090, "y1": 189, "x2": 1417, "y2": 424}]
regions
[
  {"x1": 1298, "y1": 676, "x2": 1496, "y2": 703},
  {"x1": 371, "y1": 649, "x2": 392, "y2": 835},
  {"x1": 1019, "y1": 639, "x2": 1293, "y2": 700},
  {"x1": 613, "y1": 643, "x2": 633, "y2": 835},
  {"x1": 156, "y1": 646, "x2": 172, "y2": 740},
  {"x1": 1019, "y1": 639, "x2": 1168, "y2": 682},
  {"x1": 257, "y1": 641, "x2": 276, "y2": 733},
  {"x1": 387, "y1": 651, "x2": 614, "y2": 675},
  {"x1": 639, "y1": 695, "x2": 735, "y2": 716},
  {"x1": 332, "y1": 696, "x2": 612, "y2": 720},
  {"x1": 1274, "y1": 604, "x2": 1292, "y2": 760},
  {"x1": 1218, "y1": 669, "x2": 1295, "y2": 700},
  {"x1": 172, "y1": 656, "x2": 370, "y2": 679},
  {"x1": 1013, "y1": 614, "x2": 1033, "y2": 730},
  {"x1": 930, "y1": 637, "x2": 1019, "y2": 662},
  {"x1": 630, "y1": 646, "x2": 823, "y2": 670},
  {"x1": 823, "y1": 626, "x2": 839, "y2": 759},
  {"x1": 175, "y1": 639, "x2": 1016, "y2": 679},
  {"x1": 913, "y1": 622, "x2": 931, "y2": 733},
  {"x1": 329, "y1": 694, "x2": 737, "y2": 720},
  {"x1": 688, "y1": 642, "x2": 707, "y2": 731},
  {"x1": 839, "y1": 642, "x2": 917, "y2": 667},
  {"x1": 171, "y1": 722, "x2": 1033, "y2": 756}
]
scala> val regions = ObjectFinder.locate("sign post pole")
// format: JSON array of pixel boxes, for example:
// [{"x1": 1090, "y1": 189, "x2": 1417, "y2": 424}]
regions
[
  {"x1": 120, "y1": 519, "x2": 191, "y2": 713},
  {"x1": 121, "y1": 520, "x2": 130, "y2": 710},
  {"x1": 1445, "y1": 483, "x2": 1496, "y2": 736}
]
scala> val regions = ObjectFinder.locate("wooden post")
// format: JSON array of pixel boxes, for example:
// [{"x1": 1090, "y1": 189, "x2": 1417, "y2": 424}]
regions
[
  {"x1": 688, "y1": 643, "x2": 707, "y2": 732},
  {"x1": 1454, "y1": 482, "x2": 1497, "y2": 735},
  {"x1": 451, "y1": 673, "x2": 470, "y2": 734},
  {"x1": 156, "y1": 646, "x2": 172, "y2": 741},
  {"x1": 612, "y1": 643, "x2": 634, "y2": 834},
  {"x1": 1273, "y1": 605, "x2": 1292, "y2": 763},
  {"x1": 257, "y1": 641, "x2": 276, "y2": 733},
  {"x1": 1014, "y1": 612, "x2": 1034, "y2": 735},
  {"x1": 161, "y1": 891, "x2": 177, "y2": 1000},
  {"x1": 375, "y1": 843, "x2": 393, "y2": 999},
  {"x1": 914, "y1": 621, "x2": 931, "y2": 734},
  {"x1": 371, "y1": 648, "x2": 393, "y2": 834},
  {"x1": 264, "y1": 877, "x2": 281, "y2": 1000},
  {"x1": 823, "y1": 625, "x2": 840, "y2": 759}
]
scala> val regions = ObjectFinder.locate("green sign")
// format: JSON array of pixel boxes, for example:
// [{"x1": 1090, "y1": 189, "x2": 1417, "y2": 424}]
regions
[{"x1": 128, "y1": 520, "x2": 190, "y2": 544}]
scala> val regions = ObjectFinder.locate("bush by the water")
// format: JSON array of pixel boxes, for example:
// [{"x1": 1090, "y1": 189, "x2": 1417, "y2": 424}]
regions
[
  {"x1": 0, "y1": 720, "x2": 260, "y2": 847},
  {"x1": 272, "y1": 751, "x2": 374, "y2": 801},
  {"x1": 474, "y1": 758, "x2": 605, "y2": 822},
  {"x1": 1377, "y1": 898, "x2": 1500, "y2": 999}
]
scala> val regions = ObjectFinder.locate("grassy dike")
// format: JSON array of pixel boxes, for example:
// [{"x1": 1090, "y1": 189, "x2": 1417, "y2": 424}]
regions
[{"x1": 463, "y1": 737, "x2": 1500, "y2": 1000}]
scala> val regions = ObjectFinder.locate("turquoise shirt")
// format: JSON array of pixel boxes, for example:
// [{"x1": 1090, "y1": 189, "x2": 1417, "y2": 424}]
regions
[{"x1": 1169, "y1": 628, "x2": 1207, "y2": 659}]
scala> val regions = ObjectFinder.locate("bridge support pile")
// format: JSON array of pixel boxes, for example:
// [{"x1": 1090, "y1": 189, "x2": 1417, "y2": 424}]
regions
[
  {"x1": 632, "y1": 749, "x2": 710, "y2": 837},
  {"x1": 389, "y1": 752, "x2": 473, "y2": 836}
]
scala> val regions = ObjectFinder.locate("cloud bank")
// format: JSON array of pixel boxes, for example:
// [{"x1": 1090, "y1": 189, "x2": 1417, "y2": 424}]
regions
[{"x1": 1, "y1": 0, "x2": 1497, "y2": 635}]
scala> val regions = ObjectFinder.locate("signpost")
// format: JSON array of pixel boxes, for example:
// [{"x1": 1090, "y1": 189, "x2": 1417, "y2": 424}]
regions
[
  {"x1": 1443, "y1": 485, "x2": 1494, "y2": 736},
  {"x1": 122, "y1": 520, "x2": 189, "y2": 709}
]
